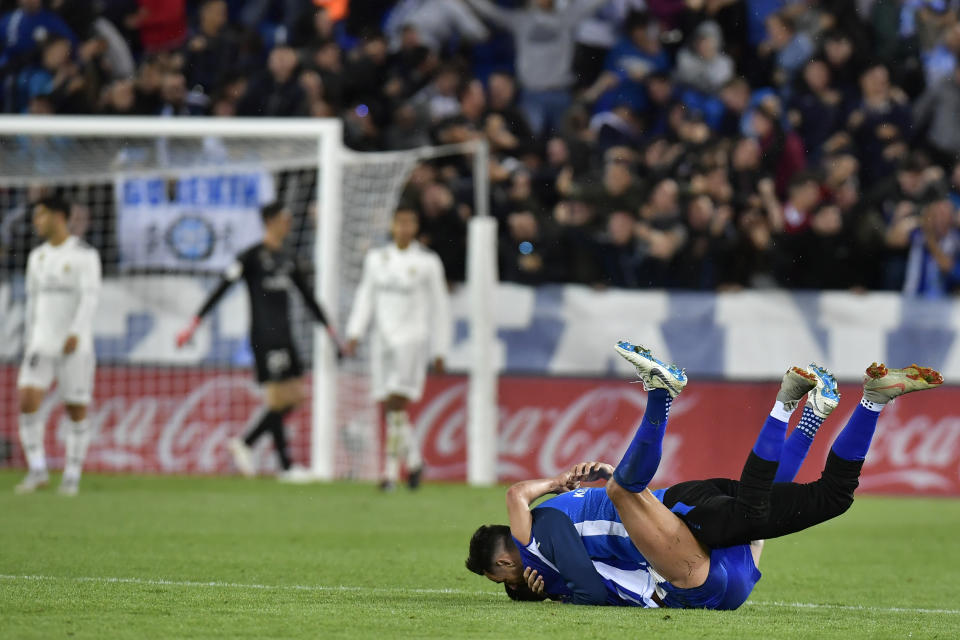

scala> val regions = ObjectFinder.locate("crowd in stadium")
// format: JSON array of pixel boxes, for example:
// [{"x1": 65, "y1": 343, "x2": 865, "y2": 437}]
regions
[{"x1": 3, "y1": 0, "x2": 960, "y2": 294}]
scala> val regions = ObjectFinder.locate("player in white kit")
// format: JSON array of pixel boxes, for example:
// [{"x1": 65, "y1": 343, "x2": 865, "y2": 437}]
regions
[
  {"x1": 15, "y1": 196, "x2": 101, "y2": 496},
  {"x1": 344, "y1": 206, "x2": 452, "y2": 490}
]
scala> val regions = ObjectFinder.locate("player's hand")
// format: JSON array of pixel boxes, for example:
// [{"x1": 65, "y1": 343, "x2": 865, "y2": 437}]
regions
[
  {"x1": 523, "y1": 567, "x2": 545, "y2": 596},
  {"x1": 175, "y1": 317, "x2": 201, "y2": 349},
  {"x1": 343, "y1": 339, "x2": 359, "y2": 358},
  {"x1": 569, "y1": 461, "x2": 614, "y2": 483},
  {"x1": 432, "y1": 357, "x2": 445, "y2": 374},
  {"x1": 552, "y1": 470, "x2": 580, "y2": 494},
  {"x1": 62, "y1": 335, "x2": 78, "y2": 355}
]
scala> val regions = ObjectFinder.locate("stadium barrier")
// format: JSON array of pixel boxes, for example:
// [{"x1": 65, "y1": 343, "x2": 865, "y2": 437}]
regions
[{"x1": 2, "y1": 367, "x2": 957, "y2": 496}]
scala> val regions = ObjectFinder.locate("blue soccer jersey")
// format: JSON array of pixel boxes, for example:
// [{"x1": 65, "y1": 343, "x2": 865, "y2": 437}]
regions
[{"x1": 515, "y1": 487, "x2": 761, "y2": 609}]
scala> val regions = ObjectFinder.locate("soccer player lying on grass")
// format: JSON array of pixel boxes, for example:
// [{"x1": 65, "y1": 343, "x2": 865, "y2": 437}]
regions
[{"x1": 465, "y1": 341, "x2": 943, "y2": 609}]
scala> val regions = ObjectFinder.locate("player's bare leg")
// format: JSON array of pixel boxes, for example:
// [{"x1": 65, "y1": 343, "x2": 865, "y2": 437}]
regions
[
  {"x1": 605, "y1": 480, "x2": 712, "y2": 588},
  {"x1": 15, "y1": 386, "x2": 49, "y2": 494},
  {"x1": 230, "y1": 379, "x2": 308, "y2": 481},
  {"x1": 59, "y1": 403, "x2": 92, "y2": 496},
  {"x1": 606, "y1": 341, "x2": 711, "y2": 587}
]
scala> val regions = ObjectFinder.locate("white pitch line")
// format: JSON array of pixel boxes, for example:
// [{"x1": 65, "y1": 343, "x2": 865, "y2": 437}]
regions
[{"x1": 1, "y1": 574, "x2": 958, "y2": 615}]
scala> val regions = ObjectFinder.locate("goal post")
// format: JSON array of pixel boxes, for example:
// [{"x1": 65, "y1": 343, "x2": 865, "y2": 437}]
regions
[{"x1": 0, "y1": 116, "x2": 497, "y2": 484}]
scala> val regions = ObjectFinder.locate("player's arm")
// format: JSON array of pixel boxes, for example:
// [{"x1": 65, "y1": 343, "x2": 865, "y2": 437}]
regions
[
  {"x1": 505, "y1": 472, "x2": 578, "y2": 545},
  {"x1": 528, "y1": 508, "x2": 610, "y2": 605},
  {"x1": 24, "y1": 251, "x2": 38, "y2": 348},
  {"x1": 175, "y1": 256, "x2": 244, "y2": 348},
  {"x1": 290, "y1": 260, "x2": 343, "y2": 357},
  {"x1": 343, "y1": 252, "x2": 376, "y2": 357},
  {"x1": 64, "y1": 249, "x2": 102, "y2": 354},
  {"x1": 427, "y1": 254, "x2": 452, "y2": 372}
]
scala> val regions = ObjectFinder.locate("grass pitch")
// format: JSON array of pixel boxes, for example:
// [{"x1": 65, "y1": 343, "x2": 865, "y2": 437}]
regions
[{"x1": 1, "y1": 471, "x2": 958, "y2": 639}]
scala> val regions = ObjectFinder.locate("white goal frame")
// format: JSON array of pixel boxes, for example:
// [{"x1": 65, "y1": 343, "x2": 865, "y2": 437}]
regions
[{"x1": 0, "y1": 116, "x2": 498, "y2": 485}]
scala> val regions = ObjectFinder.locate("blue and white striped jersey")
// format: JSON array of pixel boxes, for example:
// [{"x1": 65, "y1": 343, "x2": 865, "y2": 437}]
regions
[{"x1": 512, "y1": 487, "x2": 667, "y2": 607}]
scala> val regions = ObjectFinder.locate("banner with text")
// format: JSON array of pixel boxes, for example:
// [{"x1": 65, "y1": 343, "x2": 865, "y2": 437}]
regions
[
  {"x1": 115, "y1": 171, "x2": 274, "y2": 271},
  {"x1": 1, "y1": 367, "x2": 957, "y2": 495}
]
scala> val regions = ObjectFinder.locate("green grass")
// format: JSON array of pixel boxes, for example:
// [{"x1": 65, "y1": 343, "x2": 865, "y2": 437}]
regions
[{"x1": 1, "y1": 471, "x2": 958, "y2": 639}]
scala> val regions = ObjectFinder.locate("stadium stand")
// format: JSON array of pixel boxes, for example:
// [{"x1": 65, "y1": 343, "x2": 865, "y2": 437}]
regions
[{"x1": 2, "y1": 0, "x2": 960, "y2": 294}]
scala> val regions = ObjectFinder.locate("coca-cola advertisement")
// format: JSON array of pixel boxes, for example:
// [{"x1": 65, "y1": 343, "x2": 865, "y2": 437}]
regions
[
  {"x1": 0, "y1": 366, "x2": 311, "y2": 474},
  {"x1": 414, "y1": 376, "x2": 960, "y2": 495},
  {"x1": 2, "y1": 366, "x2": 958, "y2": 495}
]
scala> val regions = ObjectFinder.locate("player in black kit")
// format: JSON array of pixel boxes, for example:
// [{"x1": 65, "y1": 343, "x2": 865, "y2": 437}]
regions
[{"x1": 176, "y1": 203, "x2": 339, "y2": 481}]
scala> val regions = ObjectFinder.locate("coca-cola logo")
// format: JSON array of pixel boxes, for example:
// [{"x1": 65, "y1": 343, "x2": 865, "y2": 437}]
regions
[
  {"x1": 836, "y1": 401, "x2": 960, "y2": 491},
  {"x1": 10, "y1": 371, "x2": 309, "y2": 474},
  {"x1": 415, "y1": 381, "x2": 689, "y2": 484}
]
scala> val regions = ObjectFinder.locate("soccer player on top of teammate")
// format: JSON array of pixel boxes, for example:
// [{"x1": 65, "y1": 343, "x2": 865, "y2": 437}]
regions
[
  {"x1": 467, "y1": 341, "x2": 943, "y2": 608},
  {"x1": 16, "y1": 196, "x2": 102, "y2": 496},
  {"x1": 176, "y1": 203, "x2": 339, "y2": 482},
  {"x1": 344, "y1": 205, "x2": 452, "y2": 490}
]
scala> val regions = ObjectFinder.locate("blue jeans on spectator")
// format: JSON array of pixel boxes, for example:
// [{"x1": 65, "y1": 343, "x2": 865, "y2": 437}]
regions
[{"x1": 521, "y1": 89, "x2": 572, "y2": 140}]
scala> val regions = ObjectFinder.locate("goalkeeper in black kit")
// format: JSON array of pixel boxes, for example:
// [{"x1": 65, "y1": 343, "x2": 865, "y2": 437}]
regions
[{"x1": 176, "y1": 203, "x2": 340, "y2": 482}]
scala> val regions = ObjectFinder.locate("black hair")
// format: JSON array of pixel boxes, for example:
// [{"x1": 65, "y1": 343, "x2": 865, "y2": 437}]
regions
[
  {"x1": 261, "y1": 202, "x2": 286, "y2": 223},
  {"x1": 465, "y1": 525, "x2": 512, "y2": 576},
  {"x1": 504, "y1": 582, "x2": 549, "y2": 602},
  {"x1": 35, "y1": 195, "x2": 70, "y2": 219},
  {"x1": 394, "y1": 203, "x2": 419, "y2": 218}
]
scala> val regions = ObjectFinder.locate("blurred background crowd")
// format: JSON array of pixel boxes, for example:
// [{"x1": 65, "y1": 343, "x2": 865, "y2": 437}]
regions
[{"x1": 3, "y1": 0, "x2": 960, "y2": 295}]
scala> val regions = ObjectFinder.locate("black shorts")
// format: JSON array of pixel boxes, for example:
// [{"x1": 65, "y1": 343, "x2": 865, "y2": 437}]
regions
[{"x1": 252, "y1": 343, "x2": 303, "y2": 384}]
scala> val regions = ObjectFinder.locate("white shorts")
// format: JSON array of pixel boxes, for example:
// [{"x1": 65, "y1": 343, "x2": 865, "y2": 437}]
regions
[
  {"x1": 370, "y1": 337, "x2": 429, "y2": 402},
  {"x1": 17, "y1": 350, "x2": 96, "y2": 405}
]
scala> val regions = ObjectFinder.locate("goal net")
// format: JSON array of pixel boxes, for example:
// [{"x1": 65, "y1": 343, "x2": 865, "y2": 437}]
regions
[{"x1": 0, "y1": 117, "x2": 495, "y2": 483}]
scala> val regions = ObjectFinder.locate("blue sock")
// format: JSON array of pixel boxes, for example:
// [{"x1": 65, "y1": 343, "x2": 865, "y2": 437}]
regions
[
  {"x1": 613, "y1": 389, "x2": 672, "y2": 492},
  {"x1": 774, "y1": 406, "x2": 824, "y2": 482},
  {"x1": 831, "y1": 399, "x2": 882, "y2": 461},
  {"x1": 752, "y1": 413, "x2": 788, "y2": 462}
]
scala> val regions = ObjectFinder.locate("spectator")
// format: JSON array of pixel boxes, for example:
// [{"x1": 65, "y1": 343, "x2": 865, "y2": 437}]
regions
[
  {"x1": 584, "y1": 12, "x2": 670, "y2": 112},
  {"x1": 597, "y1": 210, "x2": 644, "y2": 288},
  {"x1": 847, "y1": 62, "x2": 912, "y2": 186},
  {"x1": 635, "y1": 177, "x2": 686, "y2": 286},
  {"x1": 788, "y1": 57, "x2": 845, "y2": 162},
  {"x1": 184, "y1": 0, "x2": 243, "y2": 94},
  {"x1": 672, "y1": 195, "x2": 736, "y2": 289},
  {"x1": 820, "y1": 29, "x2": 863, "y2": 99},
  {"x1": 674, "y1": 21, "x2": 734, "y2": 95},
  {"x1": 127, "y1": 0, "x2": 187, "y2": 54},
  {"x1": 101, "y1": 78, "x2": 137, "y2": 116},
  {"x1": 913, "y1": 59, "x2": 960, "y2": 169},
  {"x1": 758, "y1": 11, "x2": 814, "y2": 94},
  {"x1": 383, "y1": 0, "x2": 489, "y2": 54},
  {"x1": 751, "y1": 103, "x2": 806, "y2": 197},
  {"x1": 498, "y1": 209, "x2": 562, "y2": 284},
  {"x1": 433, "y1": 79, "x2": 485, "y2": 145},
  {"x1": 485, "y1": 72, "x2": 536, "y2": 157},
  {"x1": 557, "y1": 156, "x2": 646, "y2": 226},
  {"x1": 465, "y1": 0, "x2": 607, "y2": 139},
  {"x1": 922, "y1": 22, "x2": 960, "y2": 87},
  {"x1": 236, "y1": 45, "x2": 307, "y2": 117},
  {"x1": 903, "y1": 198, "x2": 960, "y2": 297},
  {"x1": 419, "y1": 181, "x2": 468, "y2": 281},
  {"x1": 0, "y1": 0, "x2": 76, "y2": 68}
]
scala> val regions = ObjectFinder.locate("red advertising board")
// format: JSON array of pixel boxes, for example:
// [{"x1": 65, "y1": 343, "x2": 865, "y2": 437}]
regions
[{"x1": 2, "y1": 366, "x2": 958, "y2": 495}]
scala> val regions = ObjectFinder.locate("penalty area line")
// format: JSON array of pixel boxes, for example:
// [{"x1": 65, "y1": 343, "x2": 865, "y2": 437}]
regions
[{"x1": 1, "y1": 574, "x2": 958, "y2": 615}]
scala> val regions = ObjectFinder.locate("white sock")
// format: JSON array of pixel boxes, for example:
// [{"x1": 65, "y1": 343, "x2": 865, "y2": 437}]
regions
[
  {"x1": 64, "y1": 417, "x2": 92, "y2": 481},
  {"x1": 383, "y1": 412, "x2": 404, "y2": 483},
  {"x1": 770, "y1": 400, "x2": 795, "y2": 423},
  {"x1": 19, "y1": 412, "x2": 46, "y2": 472},
  {"x1": 860, "y1": 396, "x2": 885, "y2": 413},
  {"x1": 397, "y1": 412, "x2": 422, "y2": 471}
]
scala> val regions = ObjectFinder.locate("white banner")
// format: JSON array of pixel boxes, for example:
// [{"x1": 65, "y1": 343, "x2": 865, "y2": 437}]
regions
[{"x1": 115, "y1": 171, "x2": 274, "y2": 271}]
